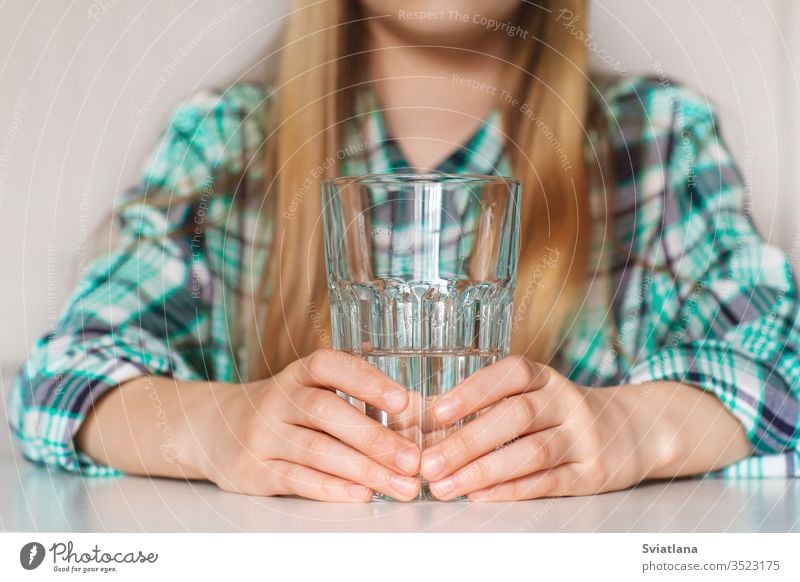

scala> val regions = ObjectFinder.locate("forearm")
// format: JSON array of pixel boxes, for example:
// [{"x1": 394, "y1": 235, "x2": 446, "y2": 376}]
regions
[
  {"x1": 604, "y1": 381, "x2": 751, "y2": 481},
  {"x1": 74, "y1": 376, "x2": 238, "y2": 480}
]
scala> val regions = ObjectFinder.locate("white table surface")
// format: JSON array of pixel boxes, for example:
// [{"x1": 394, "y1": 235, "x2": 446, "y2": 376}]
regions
[
  {"x1": 2, "y1": 435, "x2": 798, "y2": 533},
  {"x1": 1, "y1": 375, "x2": 798, "y2": 533}
]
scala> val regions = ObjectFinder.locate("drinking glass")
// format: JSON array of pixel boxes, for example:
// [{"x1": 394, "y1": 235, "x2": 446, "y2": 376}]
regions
[{"x1": 321, "y1": 174, "x2": 521, "y2": 500}]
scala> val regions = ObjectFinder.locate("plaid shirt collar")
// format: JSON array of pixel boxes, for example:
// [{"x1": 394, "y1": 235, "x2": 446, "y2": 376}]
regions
[{"x1": 342, "y1": 86, "x2": 510, "y2": 177}]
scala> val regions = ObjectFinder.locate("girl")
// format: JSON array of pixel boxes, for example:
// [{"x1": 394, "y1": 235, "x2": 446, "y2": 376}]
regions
[{"x1": 10, "y1": 0, "x2": 800, "y2": 502}]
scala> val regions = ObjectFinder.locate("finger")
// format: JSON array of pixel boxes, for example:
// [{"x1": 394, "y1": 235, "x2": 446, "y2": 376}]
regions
[
  {"x1": 279, "y1": 426, "x2": 421, "y2": 501},
  {"x1": 287, "y1": 386, "x2": 421, "y2": 475},
  {"x1": 262, "y1": 460, "x2": 374, "y2": 502},
  {"x1": 387, "y1": 390, "x2": 425, "y2": 431},
  {"x1": 431, "y1": 356, "x2": 551, "y2": 426},
  {"x1": 390, "y1": 391, "x2": 454, "y2": 436},
  {"x1": 428, "y1": 428, "x2": 571, "y2": 500},
  {"x1": 288, "y1": 349, "x2": 410, "y2": 414},
  {"x1": 467, "y1": 463, "x2": 578, "y2": 502},
  {"x1": 420, "y1": 392, "x2": 561, "y2": 481}
]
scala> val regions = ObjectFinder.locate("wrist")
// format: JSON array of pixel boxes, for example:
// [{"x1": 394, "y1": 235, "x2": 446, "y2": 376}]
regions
[
  {"x1": 610, "y1": 382, "x2": 696, "y2": 480},
  {"x1": 597, "y1": 380, "x2": 752, "y2": 482},
  {"x1": 174, "y1": 380, "x2": 257, "y2": 481},
  {"x1": 589, "y1": 383, "x2": 681, "y2": 484}
]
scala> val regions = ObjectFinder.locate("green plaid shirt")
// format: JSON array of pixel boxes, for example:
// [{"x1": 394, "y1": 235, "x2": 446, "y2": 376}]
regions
[{"x1": 9, "y1": 78, "x2": 800, "y2": 479}]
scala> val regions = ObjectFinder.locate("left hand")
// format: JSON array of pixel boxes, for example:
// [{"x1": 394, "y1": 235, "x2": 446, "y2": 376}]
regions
[{"x1": 419, "y1": 356, "x2": 645, "y2": 501}]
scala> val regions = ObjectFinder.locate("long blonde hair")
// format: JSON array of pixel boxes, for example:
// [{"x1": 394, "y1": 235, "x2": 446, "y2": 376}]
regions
[{"x1": 254, "y1": 0, "x2": 592, "y2": 377}]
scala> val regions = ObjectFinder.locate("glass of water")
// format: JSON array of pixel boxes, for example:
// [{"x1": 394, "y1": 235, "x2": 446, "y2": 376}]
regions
[{"x1": 321, "y1": 174, "x2": 521, "y2": 500}]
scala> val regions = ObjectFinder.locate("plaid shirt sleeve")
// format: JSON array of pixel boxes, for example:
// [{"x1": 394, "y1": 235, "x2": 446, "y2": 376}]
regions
[
  {"x1": 622, "y1": 84, "x2": 800, "y2": 476},
  {"x1": 5, "y1": 87, "x2": 259, "y2": 475}
]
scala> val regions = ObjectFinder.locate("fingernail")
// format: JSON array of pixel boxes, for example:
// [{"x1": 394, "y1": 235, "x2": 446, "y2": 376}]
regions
[
  {"x1": 434, "y1": 398, "x2": 458, "y2": 423},
  {"x1": 384, "y1": 389, "x2": 407, "y2": 412},
  {"x1": 395, "y1": 447, "x2": 420, "y2": 474},
  {"x1": 469, "y1": 487, "x2": 491, "y2": 501},
  {"x1": 431, "y1": 475, "x2": 457, "y2": 497},
  {"x1": 347, "y1": 484, "x2": 371, "y2": 501},
  {"x1": 421, "y1": 452, "x2": 444, "y2": 480},
  {"x1": 390, "y1": 475, "x2": 419, "y2": 498}
]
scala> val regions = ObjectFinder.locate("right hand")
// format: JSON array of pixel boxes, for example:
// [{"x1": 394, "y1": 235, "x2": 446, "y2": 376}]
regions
[{"x1": 201, "y1": 349, "x2": 422, "y2": 501}]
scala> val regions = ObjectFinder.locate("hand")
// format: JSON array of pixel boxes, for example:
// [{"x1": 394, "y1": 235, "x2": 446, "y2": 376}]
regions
[
  {"x1": 419, "y1": 356, "x2": 645, "y2": 501},
  {"x1": 203, "y1": 349, "x2": 422, "y2": 501}
]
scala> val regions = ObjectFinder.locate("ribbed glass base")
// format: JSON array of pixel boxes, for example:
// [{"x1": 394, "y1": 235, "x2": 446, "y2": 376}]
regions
[{"x1": 372, "y1": 480, "x2": 468, "y2": 502}]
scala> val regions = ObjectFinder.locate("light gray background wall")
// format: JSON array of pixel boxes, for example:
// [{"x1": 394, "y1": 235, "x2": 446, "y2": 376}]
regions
[{"x1": 0, "y1": 0, "x2": 798, "y2": 373}]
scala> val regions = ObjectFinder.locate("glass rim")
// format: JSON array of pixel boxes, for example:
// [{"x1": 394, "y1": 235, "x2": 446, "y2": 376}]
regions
[{"x1": 321, "y1": 173, "x2": 520, "y2": 188}]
